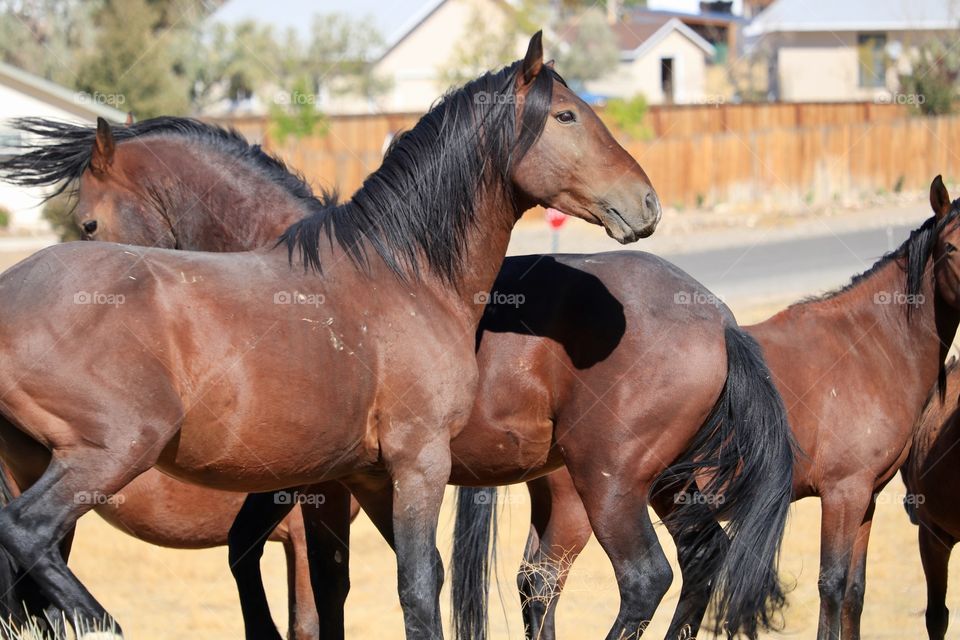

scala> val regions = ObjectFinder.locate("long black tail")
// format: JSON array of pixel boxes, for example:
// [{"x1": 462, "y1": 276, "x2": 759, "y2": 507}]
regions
[
  {"x1": 450, "y1": 486, "x2": 498, "y2": 640},
  {"x1": 653, "y1": 324, "x2": 796, "y2": 639}
]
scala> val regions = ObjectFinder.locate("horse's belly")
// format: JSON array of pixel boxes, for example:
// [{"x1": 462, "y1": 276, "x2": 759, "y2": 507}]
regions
[
  {"x1": 448, "y1": 412, "x2": 558, "y2": 486},
  {"x1": 157, "y1": 393, "x2": 377, "y2": 491}
]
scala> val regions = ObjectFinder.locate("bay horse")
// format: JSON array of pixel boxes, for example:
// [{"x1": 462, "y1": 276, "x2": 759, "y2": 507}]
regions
[
  {"x1": 0, "y1": 115, "x2": 357, "y2": 640},
  {"x1": 1, "y1": 108, "x2": 794, "y2": 638},
  {"x1": 902, "y1": 356, "x2": 960, "y2": 639},
  {"x1": 0, "y1": 32, "x2": 660, "y2": 638},
  {"x1": 455, "y1": 177, "x2": 960, "y2": 640}
]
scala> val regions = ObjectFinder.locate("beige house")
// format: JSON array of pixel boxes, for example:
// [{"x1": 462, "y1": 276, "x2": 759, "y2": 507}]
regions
[
  {"x1": 585, "y1": 16, "x2": 716, "y2": 104},
  {"x1": 369, "y1": 0, "x2": 522, "y2": 113},
  {"x1": 745, "y1": 0, "x2": 960, "y2": 101},
  {"x1": 0, "y1": 63, "x2": 126, "y2": 230},
  {"x1": 369, "y1": 0, "x2": 717, "y2": 112}
]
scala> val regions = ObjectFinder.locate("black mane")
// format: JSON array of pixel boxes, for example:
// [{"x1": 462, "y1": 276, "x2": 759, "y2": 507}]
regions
[
  {"x1": 798, "y1": 201, "x2": 960, "y2": 314},
  {"x1": 280, "y1": 61, "x2": 562, "y2": 283},
  {"x1": 0, "y1": 116, "x2": 320, "y2": 210}
]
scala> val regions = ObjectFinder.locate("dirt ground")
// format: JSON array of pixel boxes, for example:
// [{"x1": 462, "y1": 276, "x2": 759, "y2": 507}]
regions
[{"x1": 51, "y1": 299, "x2": 955, "y2": 639}]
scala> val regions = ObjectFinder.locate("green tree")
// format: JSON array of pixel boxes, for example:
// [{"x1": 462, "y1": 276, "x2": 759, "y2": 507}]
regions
[
  {"x1": 899, "y1": 36, "x2": 960, "y2": 116},
  {"x1": 438, "y1": 0, "x2": 548, "y2": 88},
  {"x1": 76, "y1": 0, "x2": 193, "y2": 117},
  {"x1": 0, "y1": 0, "x2": 95, "y2": 85},
  {"x1": 555, "y1": 8, "x2": 620, "y2": 86}
]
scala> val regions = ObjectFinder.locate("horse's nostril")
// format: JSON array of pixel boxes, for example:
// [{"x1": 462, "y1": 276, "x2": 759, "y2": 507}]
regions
[
  {"x1": 82, "y1": 220, "x2": 98, "y2": 235},
  {"x1": 645, "y1": 192, "x2": 659, "y2": 214}
]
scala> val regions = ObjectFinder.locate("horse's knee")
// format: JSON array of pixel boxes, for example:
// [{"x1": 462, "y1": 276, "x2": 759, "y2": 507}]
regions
[
  {"x1": 844, "y1": 575, "x2": 865, "y2": 611},
  {"x1": 818, "y1": 566, "x2": 846, "y2": 605}
]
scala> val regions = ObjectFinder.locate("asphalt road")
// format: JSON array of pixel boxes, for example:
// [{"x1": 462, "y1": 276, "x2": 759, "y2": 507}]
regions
[{"x1": 660, "y1": 223, "x2": 916, "y2": 304}]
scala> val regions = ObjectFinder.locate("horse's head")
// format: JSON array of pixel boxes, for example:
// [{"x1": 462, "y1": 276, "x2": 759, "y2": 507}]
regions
[
  {"x1": 73, "y1": 118, "x2": 178, "y2": 247},
  {"x1": 931, "y1": 176, "x2": 960, "y2": 308},
  {"x1": 510, "y1": 33, "x2": 661, "y2": 243}
]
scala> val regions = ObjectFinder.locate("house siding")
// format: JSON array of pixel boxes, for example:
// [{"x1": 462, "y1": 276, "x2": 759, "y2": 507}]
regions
[
  {"x1": 588, "y1": 29, "x2": 710, "y2": 104},
  {"x1": 771, "y1": 29, "x2": 953, "y2": 101}
]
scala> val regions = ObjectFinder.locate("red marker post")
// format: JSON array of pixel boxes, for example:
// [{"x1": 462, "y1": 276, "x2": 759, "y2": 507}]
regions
[{"x1": 545, "y1": 207, "x2": 568, "y2": 253}]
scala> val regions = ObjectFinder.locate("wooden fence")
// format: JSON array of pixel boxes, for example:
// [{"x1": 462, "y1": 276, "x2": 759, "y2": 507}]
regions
[{"x1": 208, "y1": 103, "x2": 955, "y2": 209}]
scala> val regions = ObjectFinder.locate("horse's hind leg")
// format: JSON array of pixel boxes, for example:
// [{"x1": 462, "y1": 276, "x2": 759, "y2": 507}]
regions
[
  {"x1": 228, "y1": 490, "x2": 296, "y2": 640},
  {"x1": 650, "y1": 480, "x2": 727, "y2": 640},
  {"x1": 566, "y1": 469, "x2": 672, "y2": 640},
  {"x1": 300, "y1": 481, "x2": 352, "y2": 640},
  {"x1": 520, "y1": 472, "x2": 591, "y2": 640},
  {"x1": 918, "y1": 522, "x2": 954, "y2": 640},
  {"x1": 278, "y1": 504, "x2": 320, "y2": 640}
]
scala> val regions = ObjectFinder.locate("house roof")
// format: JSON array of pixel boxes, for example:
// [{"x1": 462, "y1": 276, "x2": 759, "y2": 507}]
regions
[
  {"x1": 560, "y1": 13, "x2": 716, "y2": 60},
  {"x1": 745, "y1": 0, "x2": 960, "y2": 36},
  {"x1": 616, "y1": 16, "x2": 716, "y2": 59},
  {"x1": 0, "y1": 62, "x2": 127, "y2": 123}
]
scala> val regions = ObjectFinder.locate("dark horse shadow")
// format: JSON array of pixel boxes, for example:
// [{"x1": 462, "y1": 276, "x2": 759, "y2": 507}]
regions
[{"x1": 476, "y1": 255, "x2": 626, "y2": 369}]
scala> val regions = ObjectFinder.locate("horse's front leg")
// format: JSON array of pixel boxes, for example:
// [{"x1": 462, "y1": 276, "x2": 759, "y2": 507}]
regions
[
  {"x1": 839, "y1": 495, "x2": 876, "y2": 640},
  {"x1": 918, "y1": 521, "x2": 954, "y2": 640},
  {"x1": 816, "y1": 484, "x2": 874, "y2": 640},
  {"x1": 520, "y1": 471, "x2": 592, "y2": 640},
  {"x1": 380, "y1": 428, "x2": 451, "y2": 639}
]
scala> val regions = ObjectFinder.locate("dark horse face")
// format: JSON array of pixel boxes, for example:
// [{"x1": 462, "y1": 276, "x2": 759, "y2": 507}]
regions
[
  {"x1": 72, "y1": 118, "x2": 177, "y2": 247},
  {"x1": 510, "y1": 35, "x2": 661, "y2": 243},
  {"x1": 931, "y1": 176, "x2": 960, "y2": 308}
]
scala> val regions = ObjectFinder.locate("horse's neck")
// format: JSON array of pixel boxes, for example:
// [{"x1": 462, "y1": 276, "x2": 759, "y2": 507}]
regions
[
  {"x1": 448, "y1": 190, "x2": 520, "y2": 325},
  {"x1": 153, "y1": 145, "x2": 306, "y2": 251},
  {"x1": 787, "y1": 258, "x2": 955, "y2": 389}
]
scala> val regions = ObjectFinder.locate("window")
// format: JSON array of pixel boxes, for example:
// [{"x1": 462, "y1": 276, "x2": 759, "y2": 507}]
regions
[
  {"x1": 661, "y1": 57, "x2": 675, "y2": 103},
  {"x1": 858, "y1": 33, "x2": 887, "y2": 88}
]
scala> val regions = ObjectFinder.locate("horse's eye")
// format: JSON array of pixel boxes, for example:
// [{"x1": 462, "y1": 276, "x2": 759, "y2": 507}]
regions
[
  {"x1": 946, "y1": 242, "x2": 958, "y2": 254},
  {"x1": 555, "y1": 110, "x2": 576, "y2": 124}
]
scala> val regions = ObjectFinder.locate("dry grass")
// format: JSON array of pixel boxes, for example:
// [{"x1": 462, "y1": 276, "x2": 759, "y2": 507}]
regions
[{"x1": 58, "y1": 478, "x2": 948, "y2": 639}]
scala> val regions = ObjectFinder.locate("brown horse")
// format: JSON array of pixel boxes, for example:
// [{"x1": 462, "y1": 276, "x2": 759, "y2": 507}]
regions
[
  {"x1": 457, "y1": 178, "x2": 960, "y2": 640},
  {"x1": 0, "y1": 32, "x2": 659, "y2": 638},
  {"x1": 2, "y1": 115, "x2": 794, "y2": 639},
  {"x1": 0, "y1": 115, "x2": 359, "y2": 640},
  {"x1": 902, "y1": 356, "x2": 960, "y2": 640},
  {"x1": 1, "y1": 105, "x2": 789, "y2": 637}
]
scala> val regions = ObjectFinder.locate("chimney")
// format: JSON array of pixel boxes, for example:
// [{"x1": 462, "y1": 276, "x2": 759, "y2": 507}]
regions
[{"x1": 607, "y1": 0, "x2": 620, "y2": 24}]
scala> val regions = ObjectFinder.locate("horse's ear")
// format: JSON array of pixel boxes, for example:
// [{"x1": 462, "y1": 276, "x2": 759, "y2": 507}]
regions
[
  {"x1": 125, "y1": 112, "x2": 135, "y2": 126},
  {"x1": 520, "y1": 31, "x2": 544, "y2": 86},
  {"x1": 91, "y1": 117, "x2": 115, "y2": 174},
  {"x1": 545, "y1": 59, "x2": 556, "y2": 70},
  {"x1": 931, "y1": 175, "x2": 952, "y2": 220}
]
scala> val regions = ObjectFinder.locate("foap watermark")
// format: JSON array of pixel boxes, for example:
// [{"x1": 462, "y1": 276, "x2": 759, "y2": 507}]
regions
[
  {"x1": 674, "y1": 290, "x2": 724, "y2": 307},
  {"x1": 674, "y1": 492, "x2": 726, "y2": 506},
  {"x1": 875, "y1": 92, "x2": 926, "y2": 106},
  {"x1": 473, "y1": 91, "x2": 521, "y2": 106},
  {"x1": 74, "y1": 291, "x2": 125, "y2": 306},
  {"x1": 274, "y1": 290, "x2": 326, "y2": 307},
  {"x1": 698, "y1": 94, "x2": 726, "y2": 108},
  {"x1": 873, "y1": 291, "x2": 925, "y2": 306},
  {"x1": 75, "y1": 490, "x2": 125, "y2": 506},
  {"x1": 274, "y1": 90, "x2": 317, "y2": 106},
  {"x1": 874, "y1": 491, "x2": 925, "y2": 506},
  {"x1": 472, "y1": 489, "x2": 525, "y2": 506},
  {"x1": 474, "y1": 290, "x2": 525, "y2": 308},
  {"x1": 273, "y1": 490, "x2": 326, "y2": 506},
  {"x1": 76, "y1": 91, "x2": 126, "y2": 107}
]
